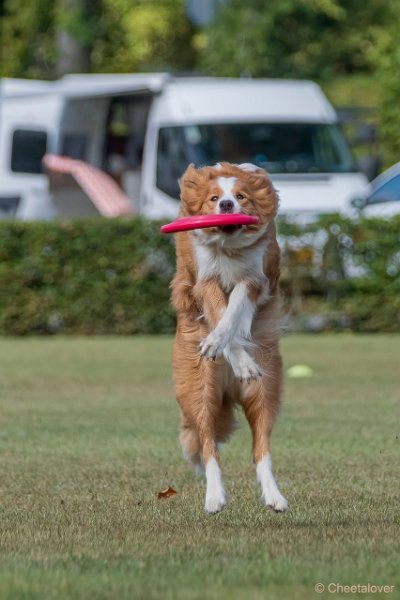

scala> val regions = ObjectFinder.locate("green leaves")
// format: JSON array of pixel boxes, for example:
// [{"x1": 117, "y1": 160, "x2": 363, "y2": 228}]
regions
[
  {"x1": 0, "y1": 218, "x2": 176, "y2": 335},
  {"x1": 278, "y1": 214, "x2": 400, "y2": 332},
  {"x1": 0, "y1": 215, "x2": 399, "y2": 335},
  {"x1": 0, "y1": 0, "x2": 197, "y2": 78},
  {"x1": 200, "y1": 0, "x2": 392, "y2": 80}
]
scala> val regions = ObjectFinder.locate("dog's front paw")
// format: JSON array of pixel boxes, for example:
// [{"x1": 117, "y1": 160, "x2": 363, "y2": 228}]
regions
[
  {"x1": 199, "y1": 329, "x2": 230, "y2": 360},
  {"x1": 226, "y1": 346, "x2": 262, "y2": 382}
]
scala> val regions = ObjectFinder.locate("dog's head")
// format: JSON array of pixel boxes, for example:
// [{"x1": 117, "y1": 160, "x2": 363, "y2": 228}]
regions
[{"x1": 179, "y1": 162, "x2": 278, "y2": 246}]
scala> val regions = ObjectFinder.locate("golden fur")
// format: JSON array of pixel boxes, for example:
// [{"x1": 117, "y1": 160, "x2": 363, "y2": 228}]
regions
[{"x1": 171, "y1": 162, "x2": 287, "y2": 513}]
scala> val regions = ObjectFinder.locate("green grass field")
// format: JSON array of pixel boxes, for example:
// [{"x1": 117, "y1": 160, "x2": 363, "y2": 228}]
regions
[{"x1": 0, "y1": 335, "x2": 399, "y2": 600}]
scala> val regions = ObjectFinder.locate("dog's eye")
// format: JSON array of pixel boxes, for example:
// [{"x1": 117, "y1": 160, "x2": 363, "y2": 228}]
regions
[
  {"x1": 210, "y1": 196, "x2": 219, "y2": 202},
  {"x1": 236, "y1": 193, "x2": 244, "y2": 200}
]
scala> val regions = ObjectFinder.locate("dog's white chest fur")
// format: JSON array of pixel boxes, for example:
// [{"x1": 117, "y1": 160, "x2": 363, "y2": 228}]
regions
[{"x1": 193, "y1": 238, "x2": 265, "y2": 291}]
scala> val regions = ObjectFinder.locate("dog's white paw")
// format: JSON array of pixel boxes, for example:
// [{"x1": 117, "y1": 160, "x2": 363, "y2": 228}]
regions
[
  {"x1": 257, "y1": 455, "x2": 288, "y2": 513},
  {"x1": 199, "y1": 329, "x2": 230, "y2": 360},
  {"x1": 204, "y1": 457, "x2": 227, "y2": 514},
  {"x1": 262, "y1": 490, "x2": 289, "y2": 513},
  {"x1": 204, "y1": 489, "x2": 227, "y2": 514}
]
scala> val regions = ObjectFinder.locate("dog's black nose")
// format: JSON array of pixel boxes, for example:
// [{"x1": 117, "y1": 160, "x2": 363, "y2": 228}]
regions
[{"x1": 219, "y1": 199, "x2": 234, "y2": 213}]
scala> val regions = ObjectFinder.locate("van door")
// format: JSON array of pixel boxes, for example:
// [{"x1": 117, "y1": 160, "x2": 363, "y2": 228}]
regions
[
  {"x1": 60, "y1": 94, "x2": 152, "y2": 213},
  {"x1": 59, "y1": 97, "x2": 109, "y2": 166},
  {"x1": 102, "y1": 95, "x2": 152, "y2": 213}
]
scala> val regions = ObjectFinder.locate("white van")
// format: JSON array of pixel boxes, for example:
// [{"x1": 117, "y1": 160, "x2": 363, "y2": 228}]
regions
[
  {"x1": 0, "y1": 78, "x2": 61, "y2": 219},
  {"x1": 0, "y1": 74, "x2": 369, "y2": 220}
]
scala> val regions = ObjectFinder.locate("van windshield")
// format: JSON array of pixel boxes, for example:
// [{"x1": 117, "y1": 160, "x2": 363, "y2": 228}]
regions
[{"x1": 156, "y1": 122, "x2": 355, "y2": 199}]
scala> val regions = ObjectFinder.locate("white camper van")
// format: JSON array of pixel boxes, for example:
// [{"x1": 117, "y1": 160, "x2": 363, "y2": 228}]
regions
[
  {"x1": 0, "y1": 74, "x2": 369, "y2": 220},
  {"x1": 0, "y1": 78, "x2": 61, "y2": 219}
]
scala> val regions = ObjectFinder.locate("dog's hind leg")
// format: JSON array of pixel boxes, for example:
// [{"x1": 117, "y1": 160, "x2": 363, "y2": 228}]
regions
[
  {"x1": 202, "y1": 437, "x2": 227, "y2": 514},
  {"x1": 199, "y1": 365, "x2": 228, "y2": 514},
  {"x1": 180, "y1": 411, "x2": 227, "y2": 514},
  {"x1": 242, "y1": 346, "x2": 288, "y2": 512},
  {"x1": 175, "y1": 353, "x2": 228, "y2": 514}
]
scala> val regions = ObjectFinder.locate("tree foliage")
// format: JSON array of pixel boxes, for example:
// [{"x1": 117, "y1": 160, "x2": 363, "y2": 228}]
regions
[
  {"x1": 119, "y1": 2, "x2": 197, "y2": 72},
  {"x1": 0, "y1": 0, "x2": 196, "y2": 78},
  {"x1": 200, "y1": 0, "x2": 392, "y2": 80},
  {"x1": 1, "y1": 0, "x2": 56, "y2": 78},
  {"x1": 0, "y1": 0, "x2": 396, "y2": 82},
  {"x1": 370, "y1": 1, "x2": 400, "y2": 166}
]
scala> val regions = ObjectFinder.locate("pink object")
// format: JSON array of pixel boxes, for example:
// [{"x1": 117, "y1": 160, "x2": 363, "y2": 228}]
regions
[
  {"x1": 160, "y1": 213, "x2": 259, "y2": 233},
  {"x1": 42, "y1": 154, "x2": 132, "y2": 218}
]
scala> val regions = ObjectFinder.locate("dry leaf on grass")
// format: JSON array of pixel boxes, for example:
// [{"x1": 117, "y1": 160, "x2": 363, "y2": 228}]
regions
[{"x1": 157, "y1": 486, "x2": 177, "y2": 499}]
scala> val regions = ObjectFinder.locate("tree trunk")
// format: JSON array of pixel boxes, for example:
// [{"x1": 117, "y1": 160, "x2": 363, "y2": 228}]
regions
[{"x1": 56, "y1": 0, "x2": 94, "y2": 75}]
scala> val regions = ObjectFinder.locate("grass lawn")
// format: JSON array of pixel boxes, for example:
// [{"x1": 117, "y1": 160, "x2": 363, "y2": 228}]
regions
[{"x1": 0, "y1": 334, "x2": 399, "y2": 600}]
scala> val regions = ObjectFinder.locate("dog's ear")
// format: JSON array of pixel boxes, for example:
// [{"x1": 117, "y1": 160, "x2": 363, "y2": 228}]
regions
[
  {"x1": 179, "y1": 164, "x2": 206, "y2": 216},
  {"x1": 236, "y1": 164, "x2": 278, "y2": 220},
  {"x1": 244, "y1": 167, "x2": 270, "y2": 188},
  {"x1": 265, "y1": 224, "x2": 281, "y2": 293},
  {"x1": 179, "y1": 164, "x2": 199, "y2": 191}
]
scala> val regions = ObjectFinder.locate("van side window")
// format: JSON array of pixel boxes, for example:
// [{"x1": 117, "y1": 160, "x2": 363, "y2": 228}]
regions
[
  {"x1": 11, "y1": 129, "x2": 47, "y2": 174},
  {"x1": 0, "y1": 196, "x2": 20, "y2": 217}
]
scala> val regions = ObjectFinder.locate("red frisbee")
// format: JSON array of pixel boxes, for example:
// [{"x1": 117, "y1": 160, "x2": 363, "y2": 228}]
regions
[{"x1": 160, "y1": 213, "x2": 259, "y2": 233}]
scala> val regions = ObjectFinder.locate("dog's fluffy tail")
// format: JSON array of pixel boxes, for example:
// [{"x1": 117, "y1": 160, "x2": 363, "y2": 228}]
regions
[{"x1": 180, "y1": 421, "x2": 202, "y2": 471}]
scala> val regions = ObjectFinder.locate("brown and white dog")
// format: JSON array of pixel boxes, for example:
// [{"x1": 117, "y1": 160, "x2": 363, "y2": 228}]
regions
[{"x1": 171, "y1": 162, "x2": 288, "y2": 514}]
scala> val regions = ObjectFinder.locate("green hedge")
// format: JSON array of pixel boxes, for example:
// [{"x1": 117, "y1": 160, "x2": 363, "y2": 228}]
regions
[
  {"x1": 278, "y1": 214, "x2": 400, "y2": 332},
  {"x1": 0, "y1": 215, "x2": 399, "y2": 335},
  {"x1": 0, "y1": 218, "x2": 176, "y2": 335}
]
